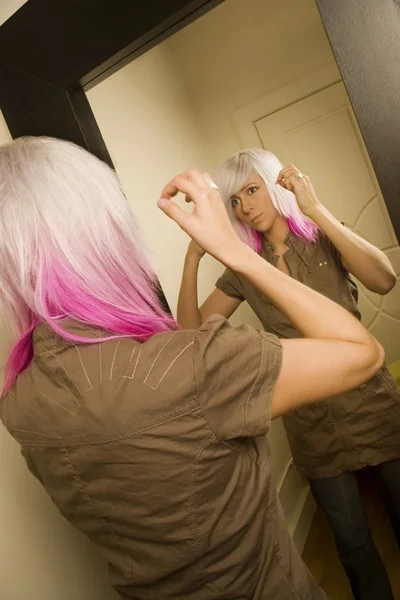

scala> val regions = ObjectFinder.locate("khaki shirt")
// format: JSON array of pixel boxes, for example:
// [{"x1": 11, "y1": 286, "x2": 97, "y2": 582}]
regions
[
  {"x1": 217, "y1": 234, "x2": 400, "y2": 478},
  {"x1": 1, "y1": 317, "x2": 326, "y2": 600}
]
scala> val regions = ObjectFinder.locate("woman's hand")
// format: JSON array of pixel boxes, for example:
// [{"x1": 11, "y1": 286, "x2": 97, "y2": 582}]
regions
[
  {"x1": 159, "y1": 168, "x2": 243, "y2": 264},
  {"x1": 276, "y1": 165, "x2": 321, "y2": 218}
]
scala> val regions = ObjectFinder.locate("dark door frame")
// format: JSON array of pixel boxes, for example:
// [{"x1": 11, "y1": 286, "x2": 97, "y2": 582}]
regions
[
  {"x1": 0, "y1": 0, "x2": 227, "y2": 311},
  {"x1": 1, "y1": 0, "x2": 399, "y2": 258}
]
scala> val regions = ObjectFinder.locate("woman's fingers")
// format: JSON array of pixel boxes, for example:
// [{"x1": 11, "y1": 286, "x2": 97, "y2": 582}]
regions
[
  {"x1": 158, "y1": 169, "x2": 240, "y2": 265},
  {"x1": 201, "y1": 171, "x2": 214, "y2": 186},
  {"x1": 277, "y1": 165, "x2": 309, "y2": 192},
  {"x1": 157, "y1": 197, "x2": 191, "y2": 228},
  {"x1": 278, "y1": 166, "x2": 296, "y2": 176},
  {"x1": 161, "y1": 175, "x2": 203, "y2": 203},
  {"x1": 158, "y1": 170, "x2": 215, "y2": 229},
  {"x1": 183, "y1": 169, "x2": 208, "y2": 202},
  {"x1": 160, "y1": 170, "x2": 215, "y2": 203}
]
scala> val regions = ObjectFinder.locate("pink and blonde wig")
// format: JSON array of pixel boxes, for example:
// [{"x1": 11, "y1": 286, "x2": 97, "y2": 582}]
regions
[
  {"x1": 215, "y1": 148, "x2": 319, "y2": 253},
  {"x1": 0, "y1": 136, "x2": 177, "y2": 394}
]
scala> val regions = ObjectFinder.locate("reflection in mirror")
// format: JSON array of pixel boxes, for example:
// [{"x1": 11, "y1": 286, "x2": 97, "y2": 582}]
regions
[{"x1": 87, "y1": 0, "x2": 400, "y2": 596}]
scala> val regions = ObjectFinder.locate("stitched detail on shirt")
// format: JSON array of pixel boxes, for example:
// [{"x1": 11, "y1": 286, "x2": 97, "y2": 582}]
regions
[
  {"x1": 144, "y1": 332, "x2": 177, "y2": 383},
  {"x1": 0, "y1": 394, "x2": 57, "y2": 441},
  {"x1": 51, "y1": 351, "x2": 82, "y2": 395},
  {"x1": 113, "y1": 404, "x2": 198, "y2": 441},
  {"x1": 188, "y1": 433, "x2": 221, "y2": 595},
  {"x1": 124, "y1": 346, "x2": 142, "y2": 380},
  {"x1": 188, "y1": 433, "x2": 216, "y2": 546},
  {"x1": 39, "y1": 362, "x2": 81, "y2": 408},
  {"x1": 243, "y1": 332, "x2": 263, "y2": 435},
  {"x1": 109, "y1": 340, "x2": 122, "y2": 381},
  {"x1": 265, "y1": 336, "x2": 283, "y2": 430},
  {"x1": 6, "y1": 423, "x2": 61, "y2": 439},
  {"x1": 61, "y1": 446, "x2": 132, "y2": 578},
  {"x1": 33, "y1": 385, "x2": 78, "y2": 416},
  {"x1": 18, "y1": 400, "x2": 199, "y2": 446},
  {"x1": 74, "y1": 345, "x2": 93, "y2": 392},
  {"x1": 127, "y1": 345, "x2": 137, "y2": 365},
  {"x1": 145, "y1": 341, "x2": 194, "y2": 391}
]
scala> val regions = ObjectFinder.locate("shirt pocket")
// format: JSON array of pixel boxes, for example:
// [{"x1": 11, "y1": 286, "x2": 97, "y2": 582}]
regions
[
  {"x1": 356, "y1": 366, "x2": 400, "y2": 437},
  {"x1": 359, "y1": 365, "x2": 399, "y2": 401},
  {"x1": 301, "y1": 250, "x2": 332, "y2": 289},
  {"x1": 283, "y1": 401, "x2": 332, "y2": 454},
  {"x1": 301, "y1": 249, "x2": 346, "y2": 306}
]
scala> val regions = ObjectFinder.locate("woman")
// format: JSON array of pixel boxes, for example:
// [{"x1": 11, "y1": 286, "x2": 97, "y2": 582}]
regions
[
  {"x1": 0, "y1": 138, "x2": 384, "y2": 600},
  {"x1": 178, "y1": 148, "x2": 400, "y2": 600}
]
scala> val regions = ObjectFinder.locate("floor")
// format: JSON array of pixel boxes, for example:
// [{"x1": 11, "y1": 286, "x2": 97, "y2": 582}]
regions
[{"x1": 302, "y1": 470, "x2": 400, "y2": 600}]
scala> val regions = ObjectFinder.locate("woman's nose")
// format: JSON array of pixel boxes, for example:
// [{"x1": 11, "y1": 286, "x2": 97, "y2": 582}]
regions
[{"x1": 241, "y1": 199, "x2": 254, "y2": 214}]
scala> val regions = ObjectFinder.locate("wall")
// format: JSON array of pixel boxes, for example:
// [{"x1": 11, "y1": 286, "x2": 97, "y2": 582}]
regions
[
  {"x1": 0, "y1": 0, "x2": 28, "y2": 26},
  {"x1": 87, "y1": 43, "x2": 219, "y2": 314},
  {"x1": 167, "y1": 0, "x2": 336, "y2": 167},
  {"x1": 0, "y1": 112, "x2": 119, "y2": 600}
]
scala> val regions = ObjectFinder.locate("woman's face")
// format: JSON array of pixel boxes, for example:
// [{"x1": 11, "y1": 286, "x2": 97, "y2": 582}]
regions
[{"x1": 230, "y1": 172, "x2": 278, "y2": 232}]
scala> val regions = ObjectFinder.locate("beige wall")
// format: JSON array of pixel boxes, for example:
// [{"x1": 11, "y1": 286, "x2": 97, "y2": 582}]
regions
[
  {"x1": 0, "y1": 0, "x2": 28, "y2": 26},
  {"x1": 167, "y1": 0, "x2": 336, "y2": 168},
  {"x1": 0, "y1": 112, "x2": 119, "y2": 600},
  {"x1": 87, "y1": 44, "x2": 221, "y2": 313}
]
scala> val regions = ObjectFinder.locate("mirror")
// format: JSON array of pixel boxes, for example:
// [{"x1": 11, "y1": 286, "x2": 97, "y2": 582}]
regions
[
  {"x1": 1, "y1": 0, "x2": 399, "y2": 598},
  {"x1": 86, "y1": 0, "x2": 400, "y2": 595}
]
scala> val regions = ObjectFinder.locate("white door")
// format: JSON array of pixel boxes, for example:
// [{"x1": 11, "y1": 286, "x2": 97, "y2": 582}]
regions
[{"x1": 256, "y1": 82, "x2": 400, "y2": 364}]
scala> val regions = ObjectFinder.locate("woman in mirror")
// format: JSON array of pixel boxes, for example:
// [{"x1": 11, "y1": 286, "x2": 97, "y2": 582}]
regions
[
  {"x1": 0, "y1": 137, "x2": 386, "y2": 599},
  {"x1": 178, "y1": 148, "x2": 400, "y2": 600}
]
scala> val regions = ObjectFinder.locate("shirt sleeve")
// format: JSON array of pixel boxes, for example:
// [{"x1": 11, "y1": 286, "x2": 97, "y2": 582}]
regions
[
  {"x1": 193, "y1": 315, "x2": 282, "y2": 440},
  {"x1": 21, "y1": 448, "x2": 44, "y2": 484},
  {"x1": 215, "y1": 268, "x2": 245, "y2": 302}
]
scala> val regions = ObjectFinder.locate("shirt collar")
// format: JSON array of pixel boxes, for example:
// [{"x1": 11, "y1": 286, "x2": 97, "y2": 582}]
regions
[
  {"x1": 262, "y1": 232, "x2": 316, "y2": 269},
  {"x1": 33, "y1": 320, "x2": 108, "y2": 355}
]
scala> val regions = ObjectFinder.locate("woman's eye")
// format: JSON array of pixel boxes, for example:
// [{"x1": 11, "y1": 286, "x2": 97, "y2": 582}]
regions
[
  {"x1": 231, "y1": 198, "x2": 240, "y2": 208},
  {"x1": 248, "y1": 186, "x2": 258, "y2": 195}
]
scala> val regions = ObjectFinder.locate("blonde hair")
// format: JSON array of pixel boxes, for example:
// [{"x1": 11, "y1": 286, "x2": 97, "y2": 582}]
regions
[
  {"x1": 0, "y1": 136, "x2": 176, "y2": 393},
  {"x1": 215, "y1": 148, "x2": 318, "y2": 251}
]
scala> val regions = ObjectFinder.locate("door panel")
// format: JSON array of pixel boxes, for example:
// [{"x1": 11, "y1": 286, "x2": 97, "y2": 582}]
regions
[{"x1": 256, "y1": 82, "x2": 400, "y2": 364}]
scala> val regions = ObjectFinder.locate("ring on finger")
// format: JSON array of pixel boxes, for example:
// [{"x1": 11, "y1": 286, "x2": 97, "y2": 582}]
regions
[
  {"x1": 210, "y1": 182, "x2": 219, "y2": 191},
  {"x1": 296, "y1": 172, "x2": 304, "y2": 180}
]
